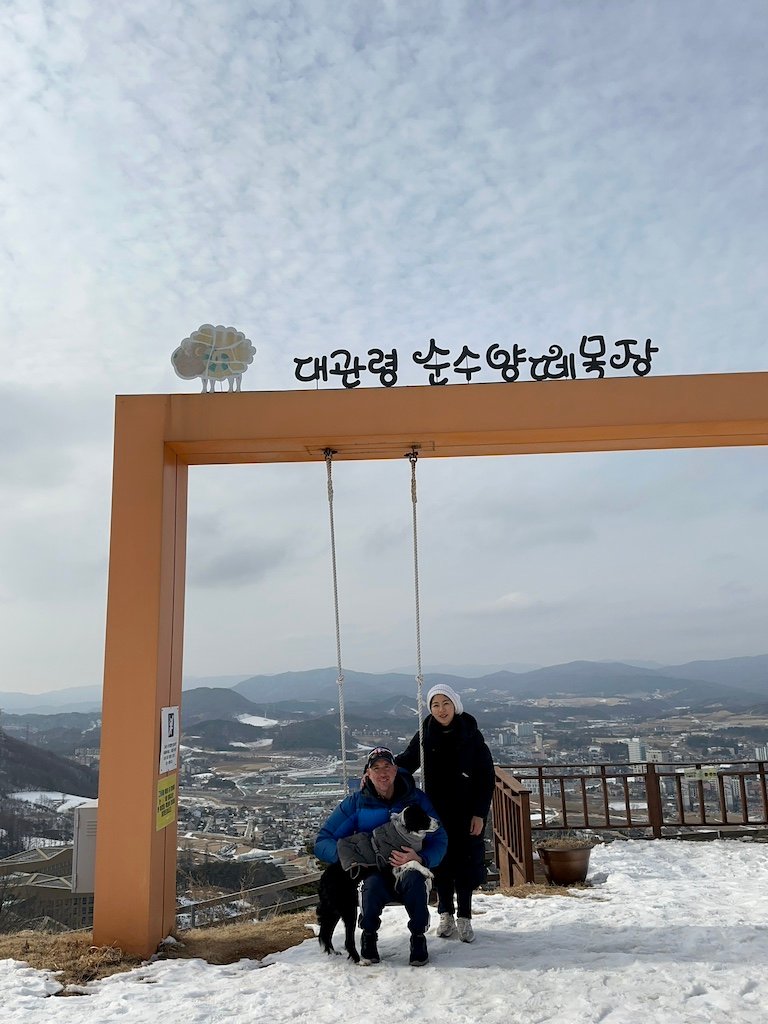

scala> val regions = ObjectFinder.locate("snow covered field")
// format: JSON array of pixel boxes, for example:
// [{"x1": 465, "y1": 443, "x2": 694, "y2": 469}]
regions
[
  {"x1": 2, "y1": 839, "x2": 767, "y2": 1023},
  {"x1": 9, "y1": 792, "x2": 91, "y2": 814}
]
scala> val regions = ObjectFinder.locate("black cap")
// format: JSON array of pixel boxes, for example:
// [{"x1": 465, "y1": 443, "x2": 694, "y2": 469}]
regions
[{"x1": 365, "y1": 747, "x2": 395, "y2": 771}]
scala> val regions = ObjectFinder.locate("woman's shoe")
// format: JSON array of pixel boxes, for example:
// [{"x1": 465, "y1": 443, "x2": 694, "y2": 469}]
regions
[
  {"x1": 435, "y1": 912, "x2": 457, "y2": 938},
  {"x1": 457, "y1": 917, "x2": 475, "y2": 943}
]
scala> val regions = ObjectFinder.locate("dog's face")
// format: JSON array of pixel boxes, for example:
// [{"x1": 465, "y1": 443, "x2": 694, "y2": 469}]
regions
[{"x1": 402, "y1": 803, "x2": 431, "y2": 832}]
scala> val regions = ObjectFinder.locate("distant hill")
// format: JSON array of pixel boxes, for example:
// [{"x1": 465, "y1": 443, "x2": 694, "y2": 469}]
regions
[
  {"x1": 0, "y1": 686, "x2": 102, "y2": 714},
  {"x1": 271, "y1": 715, "x2": 360, "y2": 752},
  {"x1": 473, "y1": 662, "x2": 765, "y2": 706},
  {"x1": 181, "y1": 687, "x2": 266, "y2": 725},
  {"x1": 234, "y1": 667, "x2": 478, "y2": 704},
  {"x1": 184, "y1": 718, "x2": 271, "y2": 749},
  {"x1": 183, "y1": 713, "x2": 362, "y2": 753},
  {"x1": 386, "y1": 661, "x2": 541, "y2": 676},
  {"x1": 652, "y1": 655, "x2": 768, "y2": 692},
  {"x1": 1, "y1": 711, "x2": 101, "y2": 757},
  {"x1": 183, "y1": 674, "x2": 253, "y2": 690},
  {"x1": 0, "y1": 730, "x2": 98, "y2": 797},
  {"x1": 479, "y1": 660, "x2": 663, "y2": 694}
]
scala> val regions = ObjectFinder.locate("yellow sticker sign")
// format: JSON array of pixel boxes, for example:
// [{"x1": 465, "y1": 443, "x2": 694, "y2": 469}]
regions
[{"x1": 156, "y1": 774, "x2": 177, "y2": 831}]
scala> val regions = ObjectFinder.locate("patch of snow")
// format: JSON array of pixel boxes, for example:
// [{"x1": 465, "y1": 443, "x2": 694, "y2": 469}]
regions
[
  {"x1": 9, "y1": 790, "x2": 91, "y2": 813},
  {"x1": 236, "y1": 714, "x2": 278, "y2": 728}
]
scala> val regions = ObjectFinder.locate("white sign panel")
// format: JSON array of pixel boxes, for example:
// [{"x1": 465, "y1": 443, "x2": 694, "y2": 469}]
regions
[
  {"x1": 159, "y1": 706, "x2": 180, "y2": 775},
  {"x1": 683, "y1": 768, "x2": 718, "y2": 782}
]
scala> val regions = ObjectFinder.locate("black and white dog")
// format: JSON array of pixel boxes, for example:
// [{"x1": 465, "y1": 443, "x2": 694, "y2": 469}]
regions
[
  {"x1": 316, "y1": 803, "x2": 433, "y2": 964},
  {"x1": 316, "y1": 859, "x2": 361, "y2": 963}
]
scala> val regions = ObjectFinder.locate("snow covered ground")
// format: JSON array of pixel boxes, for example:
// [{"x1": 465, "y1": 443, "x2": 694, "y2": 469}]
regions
[
  {"x1": 235, "y1": 714, "x2": 278, "y2": 727},
  {"x1": 3, "y1": 839, "x2": 768, "y2": 1023},
  {"x1": 8, "y1": 791, "x2": 91, "y2": 814}
]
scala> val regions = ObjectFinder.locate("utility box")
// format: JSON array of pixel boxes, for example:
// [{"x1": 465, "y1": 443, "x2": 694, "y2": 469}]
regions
[{"x1": 72, "y1": 800, "x2": 98, "y2": 893}]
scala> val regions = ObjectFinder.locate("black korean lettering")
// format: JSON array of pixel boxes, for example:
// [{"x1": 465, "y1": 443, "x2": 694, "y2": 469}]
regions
[
  {"x1": 452, "y1": 346, "x2": 482, "y2": 381},
  {"x1": 329, "y1": 349, "x2": 364, "y2": 389},
  {"x1": 294, "y1": 355, "x2": 328, "y2": 383},
  {"x1": 367, "y1": 348, "x2": 398, "y2": 387},
  {"x1": 611, "y1": 339, "x2": 659, "y2": 376},
  {"x1": 486, "y1": 343, "x2": 528, "y2": 382},
  {"x1": 528, "y1": 345, "x2": 576, "y2": 381},
  {"x1": 579, "y1": 335, "x2": 607, "y2": 378},
  {"x1": 413, "y1": 338, "x2": 451, "y2": 385}
]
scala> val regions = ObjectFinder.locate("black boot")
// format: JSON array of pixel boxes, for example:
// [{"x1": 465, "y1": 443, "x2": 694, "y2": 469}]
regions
[
  {"x1": 360, "y1": 931, "x2": 380, "y2": 964},
  {"x1": 409, "y1": 933, "x2": 428, "y2": 966}
]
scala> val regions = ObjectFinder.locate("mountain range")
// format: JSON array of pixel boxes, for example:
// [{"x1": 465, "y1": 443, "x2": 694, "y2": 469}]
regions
[{"x1": 2, "y1": 654, "x2": 766, "y2": 714}]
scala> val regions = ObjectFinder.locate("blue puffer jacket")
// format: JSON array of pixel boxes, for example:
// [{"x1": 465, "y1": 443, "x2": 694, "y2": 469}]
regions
[{"x1": 314, "y1": 769, "x2": 447, "y2": 869}]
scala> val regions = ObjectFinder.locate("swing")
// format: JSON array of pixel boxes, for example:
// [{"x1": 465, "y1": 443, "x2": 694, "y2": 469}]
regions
[{"x1": 323, "y1": 447, "x2": 428, "y2": 791}]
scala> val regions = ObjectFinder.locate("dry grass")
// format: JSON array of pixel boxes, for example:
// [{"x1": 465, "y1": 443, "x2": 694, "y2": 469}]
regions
[
  {"x1": 535, "y1": 837, "x2": 596, "y2": 851},
  {"x1": 0, "y1": 930, "x2": 143, "y2": 986},
  {"x1": 162, "y1": 911, "x2": 316, "y2": 965},
  {"x1": 497, "y1": 881, "x2": 588, "y2": 897},
  {"x1": 0, "y1": 911, "x2": 317, "y2": 988}
]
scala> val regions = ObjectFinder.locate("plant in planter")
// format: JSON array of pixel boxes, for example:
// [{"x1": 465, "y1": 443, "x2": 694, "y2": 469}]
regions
[{"x1": 535, "y1": 836, "x2": 597, "y2": 886}]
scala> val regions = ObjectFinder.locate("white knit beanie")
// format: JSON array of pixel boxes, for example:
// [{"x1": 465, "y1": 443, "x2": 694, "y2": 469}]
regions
[{"x1": 426, "y1": 684, "x2": 464, "y2": 717}]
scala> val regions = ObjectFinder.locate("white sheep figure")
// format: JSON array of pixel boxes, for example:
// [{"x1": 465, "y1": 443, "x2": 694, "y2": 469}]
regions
[{"x1": 172, "y1": 324, "x2": 256, "y2": 392}]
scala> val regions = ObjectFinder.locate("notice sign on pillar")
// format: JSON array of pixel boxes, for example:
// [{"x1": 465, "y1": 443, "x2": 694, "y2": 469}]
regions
[
  {"x1": 156, "y1": 774, "x2": 177, "y2": 831},
  {"x1": 159, "y1": 706, "x2": 180, "y2": 775}
]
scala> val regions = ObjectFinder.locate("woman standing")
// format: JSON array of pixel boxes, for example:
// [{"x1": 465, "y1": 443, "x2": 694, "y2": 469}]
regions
[{"x1": 395, "y1": 684, "x2": 495, "y2": 943}]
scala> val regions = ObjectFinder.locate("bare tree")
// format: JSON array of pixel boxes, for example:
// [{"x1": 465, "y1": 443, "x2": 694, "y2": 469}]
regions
[{"x1": 0, "y1": 874, "x2": 31, "y2": 933}]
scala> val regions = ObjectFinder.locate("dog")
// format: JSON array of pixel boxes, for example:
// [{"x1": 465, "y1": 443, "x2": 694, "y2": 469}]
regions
[
  {"x1": 316, "y1": 804, "x2": 434, "y2": 964},
  {"x1": 400, "y1": 803, "x2": 431, "y2": 833},
  {"x1": 316, "y1": 860, "x2": 361, "y2": 963}
]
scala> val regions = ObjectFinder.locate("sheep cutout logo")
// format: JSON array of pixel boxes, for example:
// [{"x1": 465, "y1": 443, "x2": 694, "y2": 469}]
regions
[{"x1": 171, "y1": 324, "x2": 256, "y2": 392}]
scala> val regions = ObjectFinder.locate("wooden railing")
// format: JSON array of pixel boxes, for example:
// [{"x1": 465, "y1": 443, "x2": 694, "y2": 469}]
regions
[
  {"x1": 176, "y1": 871, "x2": 321, "y2": 931},
  {"x1": 492, "y1": 767, "x2": 534, "y2": 887},
  {"x1": 491, "y1": 761, "x2": 768, "y2": 884}
]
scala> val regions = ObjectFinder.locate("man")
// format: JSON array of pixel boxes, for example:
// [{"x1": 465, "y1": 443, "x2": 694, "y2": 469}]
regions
[{"x1": 315, "y1": 746, "x2": 447, "y2": 966}]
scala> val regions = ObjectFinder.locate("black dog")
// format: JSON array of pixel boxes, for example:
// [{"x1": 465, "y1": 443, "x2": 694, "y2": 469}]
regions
[
  {"x1": 316, "y1": 860, "x2": 361, "y2": 963},
  {"x1": 316, "y1": 804, "x2": 433, "y2": 964}
]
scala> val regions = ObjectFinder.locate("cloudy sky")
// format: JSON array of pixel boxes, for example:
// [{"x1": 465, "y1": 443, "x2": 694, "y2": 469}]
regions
[{"x1": 1, "y1": 1, "x2": 766, "y2": 694}]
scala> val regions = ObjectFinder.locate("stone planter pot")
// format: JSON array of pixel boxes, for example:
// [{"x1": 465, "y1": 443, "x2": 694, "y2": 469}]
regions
[{"x1": 537, "y1": 845, "x2": 592, "y2": 885}]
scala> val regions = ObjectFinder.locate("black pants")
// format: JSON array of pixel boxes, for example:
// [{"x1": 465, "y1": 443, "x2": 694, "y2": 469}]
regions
[
  {"x1": 434, "y1": 829, "x2": 485, "y2": 919},
  {"x1": 435, "y1": 865, "x2": 473, "y2": 918}
]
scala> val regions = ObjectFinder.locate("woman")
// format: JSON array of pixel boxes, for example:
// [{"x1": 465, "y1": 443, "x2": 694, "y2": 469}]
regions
[{"x1": 395, "y1": 684, "x2": 495, "y2": 943}]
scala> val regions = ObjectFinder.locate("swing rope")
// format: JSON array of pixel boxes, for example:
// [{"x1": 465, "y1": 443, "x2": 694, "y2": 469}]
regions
[
  {"x1": 407, "y1": 447, "x2": 427, "y2": 789},
  {"x1": 324, "y1": 449, "x2": 348, "y2": 788}
]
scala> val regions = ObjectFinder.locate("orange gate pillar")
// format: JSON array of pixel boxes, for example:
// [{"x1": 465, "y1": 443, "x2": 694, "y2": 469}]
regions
[{"x1": 93, "y1": 398, "x2": 187, "y2": 955}]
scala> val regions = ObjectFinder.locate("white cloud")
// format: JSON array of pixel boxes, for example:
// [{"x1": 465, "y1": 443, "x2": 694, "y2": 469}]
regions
[
  {"x1": 1, "y1": 0, "x2": 767, "y2": 688},
  {"x1": 477, "y1": 592, "x2": 540, "y2": 614}
]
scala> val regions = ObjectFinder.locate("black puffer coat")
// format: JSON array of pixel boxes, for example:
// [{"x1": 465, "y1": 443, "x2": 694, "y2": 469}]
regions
[{"x1": 395, "y1": 712, "x2": 495, "y2": 888}]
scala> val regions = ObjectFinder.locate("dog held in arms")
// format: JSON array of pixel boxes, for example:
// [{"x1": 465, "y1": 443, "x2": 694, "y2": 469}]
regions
[{"x1": 316, "y1": 803, "x2": 435, "y2": 963}]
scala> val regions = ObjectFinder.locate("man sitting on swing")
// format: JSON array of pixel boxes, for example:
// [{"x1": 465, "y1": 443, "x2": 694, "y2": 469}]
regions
[{"x1": 315, "y1": 746, "x2": 447, "y2": 967}]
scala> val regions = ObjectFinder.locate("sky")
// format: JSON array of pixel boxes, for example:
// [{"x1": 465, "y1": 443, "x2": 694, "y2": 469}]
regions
[
  {"x1": 3, "y1": 839, "x2": 768, "y2": 1022},
  {"x1": 1, "y1": 1, "x2": 767, "y2": 694}
]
